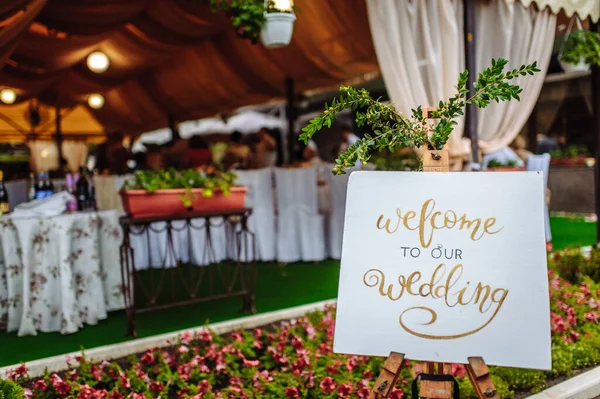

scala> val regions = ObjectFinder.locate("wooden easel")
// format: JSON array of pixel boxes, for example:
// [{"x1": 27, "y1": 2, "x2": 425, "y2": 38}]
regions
[{"x1": 368, "y1": 109, "x2": 499, "y2": 399}]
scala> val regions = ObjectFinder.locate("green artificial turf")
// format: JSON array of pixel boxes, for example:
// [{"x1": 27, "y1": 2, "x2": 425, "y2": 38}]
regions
[
  {"x1": 0, "y1": 261, "x2": 341, "y2": 367},
  {"x1": 550, "y1": 216, "x2": 596, "y2": 250},
  {"x1": 0, "y1": 216, "x2": 595, "y2": 367}
]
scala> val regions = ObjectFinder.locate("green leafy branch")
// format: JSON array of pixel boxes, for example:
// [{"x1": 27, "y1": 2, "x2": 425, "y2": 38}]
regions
[{"x1": 300, "y1": 58, "x2": 540, "y2": 175}]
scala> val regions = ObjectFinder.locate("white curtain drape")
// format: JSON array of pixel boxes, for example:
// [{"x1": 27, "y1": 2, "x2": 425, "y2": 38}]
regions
[
  {"x1": 367, "y1": 0, "x2": 556, "y2": 157},
  {"x1": 476, "y1": 1, "x2": 556, "y2": 153},
  {"x1": 28, "y1": 141, "x2": 58, "y2": 173},
  {"x1": 366, "y1": 0, "x2": 466, "y2": 157},
  {"x1": 61, "y1": 140, "x2": 88, "y2": 172}
]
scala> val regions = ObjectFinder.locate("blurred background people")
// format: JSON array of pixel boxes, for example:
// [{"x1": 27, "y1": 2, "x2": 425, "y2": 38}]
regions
[
  {"x1": 224, "y1": 131, "x2": 251, "y2": 169},
  {"x1": 184, "y1": 136, "x2": 213, "y2": 168},
  {"x1": 250, "y1": 128, "x2": 277, "y2": 169},
  {"x1": 95, "y1": 132, "x2": 130, "y2": 175}
]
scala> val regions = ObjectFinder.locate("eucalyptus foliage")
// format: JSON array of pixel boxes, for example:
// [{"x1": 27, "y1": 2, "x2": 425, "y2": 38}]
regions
[
  {"x1": 300, "y1": 58, "x2": 540, "y2": 175},
  {"x1": 560, "y1": 30, "x2": 600, "y2": 66}
]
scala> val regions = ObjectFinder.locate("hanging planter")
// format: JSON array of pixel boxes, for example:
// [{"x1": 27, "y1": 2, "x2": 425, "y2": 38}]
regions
[
  {"x1": 260, "y1": 0, "x2": 296, "y2": 48},
  {"x1": 208, "y1": 0, "x2": 296, "y2": 47},
  {"x1": 558, "y1": 18, "x2": 600, "y2": 73}
]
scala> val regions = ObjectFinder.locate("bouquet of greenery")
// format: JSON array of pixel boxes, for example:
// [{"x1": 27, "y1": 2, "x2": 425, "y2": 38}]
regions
[
  {"x1": 560, "y1": 30, "x2": 600, "y2": 67},
  {"x1": 300, "y1": 58, "x2": 540, "y2": 175}
]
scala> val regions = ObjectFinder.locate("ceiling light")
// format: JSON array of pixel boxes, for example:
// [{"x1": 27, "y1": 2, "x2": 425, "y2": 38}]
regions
[
  {"x1": 88, "y1": 93, "x2": 105, "y2": 109},
  {"x1": 0, "y1": 88, "x2": 17, "y2": 104},
  {"x1": 86, "y1": 51, "x2": 110, "y2": 73}
]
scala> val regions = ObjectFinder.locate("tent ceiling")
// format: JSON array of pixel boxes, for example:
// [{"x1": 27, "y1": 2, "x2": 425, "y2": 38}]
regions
[
  {"x1": 0, "y1": 0, "x2": 379, "y2": 136},
  {"x1": 519, "y1": 0, "x2": 599, "y2": 22},
  {"x1": 0, "y1": 101, "x2": 105, "y2": 143}
]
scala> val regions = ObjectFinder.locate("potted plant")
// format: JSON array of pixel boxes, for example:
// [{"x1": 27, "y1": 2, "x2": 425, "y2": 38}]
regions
[
  {"x1": 486, "y1": 159, "x2": 526, "y2": 172},
  {"x1": 559, "y1": 30, "x2": 600, "y2": 73},
  {"x1": 301, "y1": 58, "x2": 540, "y2": 174},
  {"x1": 209, "y1": 0, "x2": 296, "y2": 47},
  {"x1": 120, "y1": 168, "x2": 247, "y2": 218},
  {"x1": 260, "y1": 0, "x2": 296, "y2": 48}
]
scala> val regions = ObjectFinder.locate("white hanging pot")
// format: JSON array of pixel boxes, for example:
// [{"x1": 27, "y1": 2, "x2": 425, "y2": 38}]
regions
[
  {"x1": 260, "y1": 12, "x2": 296, "y2": 48},
  {"x1": 559, "y1": 58, "x2": 590, "y2": 73}
]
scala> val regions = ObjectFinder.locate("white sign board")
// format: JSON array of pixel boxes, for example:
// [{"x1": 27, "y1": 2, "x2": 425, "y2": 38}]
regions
[{"x1": 334, "y1": 172, "x2": 550, "y2": 370}]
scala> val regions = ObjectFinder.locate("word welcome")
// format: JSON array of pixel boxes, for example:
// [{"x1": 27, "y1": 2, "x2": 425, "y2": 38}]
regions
[
  {"x1": 363, "y1": 264, "x2": 509, "y2": 339},
  {"x1": 376, "y1": 199, "x2": 503, "y2": 248}
]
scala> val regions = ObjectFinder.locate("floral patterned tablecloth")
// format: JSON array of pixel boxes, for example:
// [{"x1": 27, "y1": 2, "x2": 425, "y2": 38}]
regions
[{"x1": 0, "y1": 210, "x2": 125, "y2": 336}]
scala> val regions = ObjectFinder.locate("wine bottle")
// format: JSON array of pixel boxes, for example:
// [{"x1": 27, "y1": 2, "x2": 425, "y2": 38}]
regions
[
  {"x1": 28, "y1": 173, "x2": 36, "y2": 201},
  {"x1": 0, "y1": 171, "x2": 9, "y2": 216},
  {"x1": 76, "y1": 167, "x2": 90, "y2": 211},
  {"x1": 35, "y1": 172, "x2": 46, "y2": 200}
]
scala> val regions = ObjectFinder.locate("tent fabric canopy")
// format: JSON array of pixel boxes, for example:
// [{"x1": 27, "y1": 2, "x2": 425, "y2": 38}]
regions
[
  {"x1": 518, "y1": 0, "x2": 599, "y2": 22},
  {"x1": 0, "y1": 0, "x2": 378, "y2": 137}
]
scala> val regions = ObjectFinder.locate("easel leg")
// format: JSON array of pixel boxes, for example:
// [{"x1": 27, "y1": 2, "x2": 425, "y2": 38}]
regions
[
  {"x1": 369, "y1": 352, "x2": 405, "y2": 399},
  {"x1": 420, "y1": 362, "x2": 453, "y2": 399},
  {"x1": 466, "y1": 357, "x2": 499, "y2": 399}
]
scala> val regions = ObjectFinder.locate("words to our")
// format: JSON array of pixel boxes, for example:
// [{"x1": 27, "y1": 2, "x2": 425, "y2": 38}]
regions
[
  {"x1": 363, "y1": 264, "x2": 509, "y2": 340},
  {"x1": 376, "y1": 199, "x2": 503, "y2": 248}
]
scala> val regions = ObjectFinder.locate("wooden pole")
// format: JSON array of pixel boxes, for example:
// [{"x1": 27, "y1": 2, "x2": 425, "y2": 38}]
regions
[
  {"x1": 464, "y1": 0, "x2": 479, "y2": 167},
  {"x1": 55, "y1": 105, "x2": 63, "y2": 162},
  {"x1": 592, "y1": 19, "x2": 600, "y2": 246},
  {"x1": 527, "y1": 107, "x2": 538, "y2": 153},
  {"x1": 285, "y1": 77, "x2": 296, "y2": 165}
]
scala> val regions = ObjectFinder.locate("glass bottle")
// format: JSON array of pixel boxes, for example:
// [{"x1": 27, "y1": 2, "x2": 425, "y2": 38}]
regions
[
  {"x1": 28, "y1": 173, "x2": 36, "y2": 201},
  {"x1": 76, "y1": 166, "x2": 90, "y2": 211},
  {"x1": 0, "y1": 170, "x2": 9, "y2": 216}
]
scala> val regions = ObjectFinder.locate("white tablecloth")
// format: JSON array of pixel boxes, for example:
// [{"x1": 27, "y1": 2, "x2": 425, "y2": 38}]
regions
[{"x1": 0, "y1": 210, "x2": 125, "y2": 336}]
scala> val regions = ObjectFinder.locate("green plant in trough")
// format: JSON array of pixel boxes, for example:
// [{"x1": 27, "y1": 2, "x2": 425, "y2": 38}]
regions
[
  {"x1": 0, "y1": 379, "x2": 24, "y2": 399},
  {"x1": 560, "y1": 30, "x2": 600, "y2": 66},
  {"x1": 301, "y1": 58, "x2": 540, "y2": 175}
]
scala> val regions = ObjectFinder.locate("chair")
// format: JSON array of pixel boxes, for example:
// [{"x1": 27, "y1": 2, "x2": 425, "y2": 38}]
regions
[
  {"x1": 274, "y1": 167, "x2": 326, "y2": 262},
  {"x1": 5, "y1": 179, "x2": 28, "y2": 211},
  {"x1": 323, "y1": 164, "x2": 355, "y2": 259},
  {"x1": 235, "y1": 168, "x2": 276, "y2": 261},
  {"x1": 527, "y1": 153, "x2": 552, "y2": 242}
]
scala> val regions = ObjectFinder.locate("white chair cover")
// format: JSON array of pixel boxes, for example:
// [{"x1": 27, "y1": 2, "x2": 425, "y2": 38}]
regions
[
  {"x1": 235, "y1": 168, "x2": 276, "y2": 261},
  {"x1": 5, "y1": 179, "x2": 28, "y2": 211},
  {"x1": 527, "y1": 153, "x2": 552, "y2": 242},
  {"x1": 274, "y1": 168, "x2": 326, "y2": 262},
  {"x1": 323, "y1": 165, "x2": 355, "y2": 259}
]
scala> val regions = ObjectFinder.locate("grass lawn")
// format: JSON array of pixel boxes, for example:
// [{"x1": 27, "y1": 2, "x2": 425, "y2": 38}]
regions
[{"x1": 0, "y1": 216, "x2": 595, "y2": 367}]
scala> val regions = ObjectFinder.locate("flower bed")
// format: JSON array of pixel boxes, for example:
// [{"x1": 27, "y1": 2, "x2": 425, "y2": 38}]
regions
[{"x1": 3, "y1": 253, "x2": 600, "y2": 398}]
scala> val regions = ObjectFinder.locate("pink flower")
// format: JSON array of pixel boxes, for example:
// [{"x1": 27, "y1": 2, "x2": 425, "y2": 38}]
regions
[
  {"x1": 93, "y1": 390, "x2": 108, "y2": 399},
  {"x1": 590, "y1": 298, "x2": 598, "y2": 309},
  {"x1": 357, "y1": 387, "x2": 371, "y2": 399},
  {"x1": 389, "y1": 388, "x2": 404, "y2": 399},
  {"x1": 90, "y1": 364, "x2": 102, "y2": 381},
  {"x1": 198, "y1": 380, "x2": 211, "y2": 394},
  {"x1": 198, "y1": 330, "x2": 213, "y2": 342},
  {"x1": 338, "y1": 383, "x2": 352, "y2": 397},
  {"x1": 33, "y1": 379, "x2": 47, "y2": 391},
  {"x1": 253, "y1": 340, "x2": 263, "y2": 350},
  {"x1": 254, "y1": 328, "x2": 262, "y2": 338},
  {"x1": 178, "y1": 345, "x2": 189, "y2": 354},
  {"x1": 319, "y1": 377, "x2": 336, "y2": 394},
  {"x1": 23, "y1": 388, "x2": 32, "y2": 399},
  {"x1": 140, "y1": 351, "x2": 155, "y2": 365},
  {"x1": 77, "y1": 384, "x2": 95, "y2": 399},
  {"x1": 363, "y1": 370, "x2": 373, "y2": 379},
  {"x1": 231, "y1": 332, "x2": 243, "y2": 343},
  {"x1": 346, "y1": 357, "x2": 358, "y2": 372},
  {"x1": 108, "y1": 392, "x2": 124, "y2": 399},
  {"x1": 5, "y1": 364, "x2": 28, "y2": 381},
  {"x1": 131, "y1": 394, "x2": 145, "y2": 399},
  {"x1": 53, "y1": 381, "x2": 71, "y2": 395},
  {"x1": 451, "y1": 363, "x2": 466, "y2": 378},
  {"x1": 149, "y1": 382, "x2": 164, "y2": 392},
  {"x1": 181, "y1": 331, "x2": 193, "y2": 345},
  {"x1": 585, "y1": 311, "x2": 599, "y2": 324},
  {"x1": 243, "y1": 359, "x2": 260, "y2": 368},
  {"x1": 570, "y1": 330, "x2": 581, "y2": 341},
  {"x1": 285, "y1": 387, "x2": 300, "y2": 398}
]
